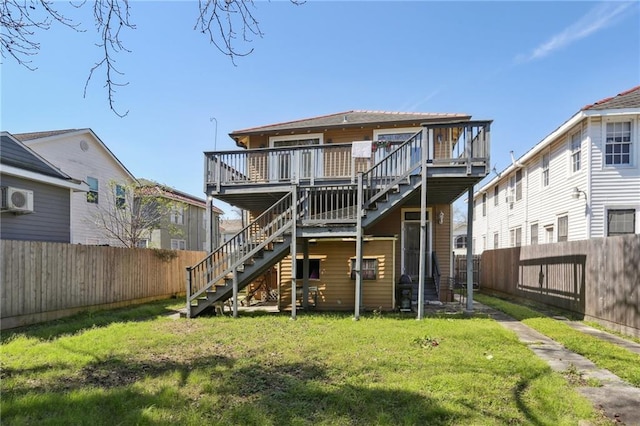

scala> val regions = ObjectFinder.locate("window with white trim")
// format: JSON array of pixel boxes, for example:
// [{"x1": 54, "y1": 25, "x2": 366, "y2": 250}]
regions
[
  {"x1": 87, "y1": 177, "x2": 99, "y2": 203},
  {"x1": 542, "y1": 152, "x2": 550, "y2": 187},
  {"x1": 455, "y1": 235, "x2": 467, "y2": 249},
  {"x1": 515, "y1": 169, "x2": 522, "y2": 201},
  {"x1": 170, "y1": 205, "x2": 184, "y2": 225},
  {"x1": 482, "y1": 193, "x2": 487, "y2": 217},
  {"x1": 605, "y1": 121, "x2": 631, "y2": 166},
  {"x1": 557, "y1": 215, "x2": 568, "y2": 242},
  {"x1": 136, "y1": 239, "x2": 149, "y2": 248},
  {"x1": 570, "y1": 132, "x2": 581, "y2": 173},
  {"x1": 530, "y1": 223, "x2": 538, "y2": 245},
  {"x1": 510, "y1": 227, "x2": 522, "y2": 247},
  {"x1": 350, "y1": 258, "x2": 378, "y2": 280},
  {"x1": 607, "y1": 209, "x2": 636, "y2": 236},
  {"x1": 115, "y1": 184, "x2": 126, "y2": 209},
  {"x1": 170, "y1": 239, "x2": 186, "y2": 250},
  {"x1": 493, "y1": 232, "x2": 499, "y2": 249},
  {"x1": 494, "y1": 185, "x2": 499, "y2": 206}
]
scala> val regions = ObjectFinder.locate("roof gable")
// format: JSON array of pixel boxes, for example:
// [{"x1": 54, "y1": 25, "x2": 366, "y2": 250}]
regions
[{"x1": 14, "y1": 128, "x2": 137, "y2": 182}]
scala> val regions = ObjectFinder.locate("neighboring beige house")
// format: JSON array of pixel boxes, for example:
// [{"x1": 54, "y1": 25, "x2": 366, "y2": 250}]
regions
[
  {"x1": 187, "y1": 110, "x2": 492, "y2": 318},
  {"x1": 14, "y1": 129, "x2": 137, "y2": 246},
  {"x1": 137, "y1": 179, "x2": 223, "y2": 251},
  {"x1": 472, "y1": 86, "x2": 640, "y2": 253}
]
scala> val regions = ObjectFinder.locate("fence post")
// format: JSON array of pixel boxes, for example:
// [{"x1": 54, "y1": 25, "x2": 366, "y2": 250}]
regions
[{"x1": 186, "y1": 266, "x2": 192, "y2": 319}]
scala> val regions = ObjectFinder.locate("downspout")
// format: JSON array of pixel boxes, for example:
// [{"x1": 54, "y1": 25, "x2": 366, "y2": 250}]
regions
[{"x1": 586, "y1": 118, "x2": 592, "y2": 239}]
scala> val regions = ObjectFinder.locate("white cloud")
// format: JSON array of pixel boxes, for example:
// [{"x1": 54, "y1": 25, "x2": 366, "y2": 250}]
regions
[{"x1": 516, "y1": 1, "x2": 634, "y2": 63}]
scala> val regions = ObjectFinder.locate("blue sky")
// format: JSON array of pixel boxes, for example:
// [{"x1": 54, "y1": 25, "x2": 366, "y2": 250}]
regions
[{"x1": 2, "y1": 1, "x2": 639, "y2": 216}]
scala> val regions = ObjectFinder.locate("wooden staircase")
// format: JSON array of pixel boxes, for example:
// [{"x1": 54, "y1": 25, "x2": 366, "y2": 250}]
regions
[{"x1": 186, "y1": 193, "x2": 296, "y2": 318}]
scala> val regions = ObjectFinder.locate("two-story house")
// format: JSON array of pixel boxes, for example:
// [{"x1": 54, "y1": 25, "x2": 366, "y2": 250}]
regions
[
  {"x1": 14, "y1": 129, "x2": 137, "y2": 246},
  {"x1": 186, "y1": 110, "x2": 491, "y2": 319},
  {"x1": 136, "y1": 179, "x2": 223, "y2": 251},
  {"x1": 473, "y1": 86, "x2": 639, "y2": 253},
  {"x1": 1, "y1": 132, "x2": 88, "y2": 242}
]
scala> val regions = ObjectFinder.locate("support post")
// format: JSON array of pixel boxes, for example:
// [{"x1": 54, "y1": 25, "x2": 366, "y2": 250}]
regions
[
  {"x1": 232, "y1": 267, "x2": 238, "y2": 318},
  {"x1": 417, "y1": 127, "x2": 428, "y2": 320},
  {"x1": 291, "y1": 188, "x2": 298, "y2": 320},
  {"x1": 186, "y1": 267, "x2": 192, "y2": 318},
  {"x1": 466, "y1": 185, "x2": 474, "y2": 312},
  {"x1": 302, "y1": 238, "x2": 309, "y2": 310},
  {"x1": 354, "y1": 173, "x2": 364, "y2": 320}
]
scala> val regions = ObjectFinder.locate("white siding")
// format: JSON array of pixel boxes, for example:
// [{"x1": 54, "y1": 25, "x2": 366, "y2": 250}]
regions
[
  {"x1": 589, "y1": 114, "x2": 640, "y2": 237},
  {"x1": 23, "y1": 132, "x2": 135, "y2": 246}
]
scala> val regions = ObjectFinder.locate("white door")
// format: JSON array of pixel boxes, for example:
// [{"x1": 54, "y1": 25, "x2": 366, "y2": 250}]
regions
[{"x1": 401, "y1": 209, "x2": 431, "y2": 279}]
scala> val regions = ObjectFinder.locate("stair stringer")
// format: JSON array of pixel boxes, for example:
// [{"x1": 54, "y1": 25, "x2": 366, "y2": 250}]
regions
[
  {"x1": 189, "y1": 235, "x2": 291, "y2": 317},
  {"x1": 361, "y1": 175, "x2": 422, "y2": 229}
]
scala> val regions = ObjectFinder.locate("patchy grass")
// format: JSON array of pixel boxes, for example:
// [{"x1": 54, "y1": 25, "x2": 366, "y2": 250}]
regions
[
  {"x1": 1, "y1": 301, "x2": 612, "y2": 425},
  {"x1": 476, "y1": 293, "x2": 640, "y2": 387}
]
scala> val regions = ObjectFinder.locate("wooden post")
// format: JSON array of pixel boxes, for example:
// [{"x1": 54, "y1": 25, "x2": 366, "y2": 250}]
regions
[
  {"x1": 417, "y1": 127, "x2": 429, "y2": 320},
  {"x1": 232, "y1": 266, "x2": 238, "y2": 318},
  {"x1": 303, "y1": 238, "x2": 309, "y2": 310},
  {"x1": 466, "y1": 185, "x2": 474, "y2": 312},
  {"x1": 354, "y1": 173, "x2": 364, "y2": 320},
  {"x1": 185, "y1": 267, "x2": 192, "y2": 318},
  {"x1": 291, "y1": 188, "x2": 298, "y2": 320}
]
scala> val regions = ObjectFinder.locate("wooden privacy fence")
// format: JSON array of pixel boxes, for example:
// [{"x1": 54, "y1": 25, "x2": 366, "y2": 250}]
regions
[
  {"x1": 1, "y1": 240, "x2": 205, "y2": 329},
  {"x1": 481, "y1": 235, "x2": 640, "y2": 336}
]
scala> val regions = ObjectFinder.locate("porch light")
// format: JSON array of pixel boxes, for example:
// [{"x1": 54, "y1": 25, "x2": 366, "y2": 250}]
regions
[
  {"x1": 572, "y1": 187, "x2": 586, "y2": 200},
  {"x1": 438, "y1": 211, "x2": 445, "y2": 225}
]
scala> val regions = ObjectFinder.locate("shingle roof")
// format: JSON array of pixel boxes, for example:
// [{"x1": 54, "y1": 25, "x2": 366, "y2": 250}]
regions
[
  {"x1": 137, "y1": 178, "x2": 223, "y2": 213},
  {"x1": 12, "y1": 129, "x2": 79, "y2": 141},
  {"x1": 582, "y1": 86, "x2": 640, "y2": 110},
  {"x1": 230, "y1": 110, "x2": 470, "y2": 136},
  {"x1": 1, "y1": 133, "x2": 74, "y2": 179}
]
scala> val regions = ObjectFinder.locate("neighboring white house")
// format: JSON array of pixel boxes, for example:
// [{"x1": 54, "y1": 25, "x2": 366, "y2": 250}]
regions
[
  {"x1": 452, "y1": 221, "x2": 468, "y2": 257},
  {"x1": 14, "y1": 129, "x2": 137, "y2": 246},
  {"x1": 472, "y1": 86, "x2": 640, "y2": 253}
]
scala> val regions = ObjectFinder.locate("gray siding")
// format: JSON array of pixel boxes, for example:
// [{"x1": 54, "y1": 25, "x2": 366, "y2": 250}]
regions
[{"x1": 0, "y1": 175, "x2": 71, "y2": 242}]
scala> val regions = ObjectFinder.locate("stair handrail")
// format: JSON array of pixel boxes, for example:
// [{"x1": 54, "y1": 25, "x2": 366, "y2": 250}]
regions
[
  {"x1": 431, "y1": 251, "x2": 441, "y2": 300},
  {"x1": 187, "y1": 191, "x2": 295, "y2": 305},
  {"x1": 359, "y1": 129, "x2": 424, "y2": 212}
]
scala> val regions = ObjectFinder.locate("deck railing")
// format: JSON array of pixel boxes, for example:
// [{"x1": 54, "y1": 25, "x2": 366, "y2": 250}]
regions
[
  {"x1": 186, "y1": 192, "x2": 295, "y2": 312},
  {"x1": 299, "y1": 184, "x2": 359, "y2": 225},
  {"x1": 205, "y1": 121, "x2": 490, "y2": 192}
]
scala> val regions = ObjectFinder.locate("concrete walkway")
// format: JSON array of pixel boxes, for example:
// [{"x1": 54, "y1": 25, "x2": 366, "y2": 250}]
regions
[{"x1": 467, "y1": 300, "x2": 640, "y2": 425}]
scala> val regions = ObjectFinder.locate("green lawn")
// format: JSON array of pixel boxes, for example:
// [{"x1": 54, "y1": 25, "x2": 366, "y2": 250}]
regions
[
  {"x1": 1, "y1": 300, "x2": 612, "y2": 425},
  {"x1": 475, "y1": 294, "x2": 640, "y2": 387}
]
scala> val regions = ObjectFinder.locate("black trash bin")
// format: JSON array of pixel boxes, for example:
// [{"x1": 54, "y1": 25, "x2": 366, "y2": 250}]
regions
[{"x1": 396, "y1": 274, "x2": 413, "y2": 312}]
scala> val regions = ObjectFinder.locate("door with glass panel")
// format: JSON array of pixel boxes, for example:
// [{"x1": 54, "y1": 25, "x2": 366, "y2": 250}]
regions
[{"x1": 270, "y1": 137, "x2": 321, "y2": 182}]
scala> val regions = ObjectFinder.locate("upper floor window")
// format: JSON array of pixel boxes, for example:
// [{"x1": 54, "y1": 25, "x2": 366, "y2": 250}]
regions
[
  {"x1": 493, "y1": 232, "x2": 499, "y2": 249},
  {"x1": 530, "y1": 223, "x2": 538, "y2": 245},
  {"x1": 87, "y1": 177, "x2": 98, "y2": 203},
  {"x1": 455, "y1": 235, "x2": 467, "y2": 249},
  {"x1": 557, "y1": 215, "x2": 568, "y2": 242},
  {"x1": 482, "y1": 193, "x2": 487, "y2": 217},
  {"x1": 571, "y1": 132, "x2": 582, "y2": 172},
  {"x1": 115, "y1": 184, "x2": 126, "y2": 209},
  {"x1": 605, "y1": 121, "x2": 631, "y2": 166},
  {"x1": 607, "y1": 209, "x2": 636, "y2": 236},
  {"x1": 494, "y1": 185, "x2": 499, "y2": 206},
  {"x1": 170, "y1": 205, "x2": 184, "y2": 225},
  {"x1": 514, "y1": 169, "x2": 523, "y2": 201},
  {"x1": 542, "y1": 152, "x2": 550, "y2": 187}
]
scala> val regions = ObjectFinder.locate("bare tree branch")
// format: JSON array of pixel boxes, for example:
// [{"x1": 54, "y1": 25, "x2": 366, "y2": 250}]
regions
[
  {"x1": 83, "y1": 0, "x2": 134, "y2": 117},
  {"x1": 2, "y1": 0, "x2": 303, "y2": 117}
]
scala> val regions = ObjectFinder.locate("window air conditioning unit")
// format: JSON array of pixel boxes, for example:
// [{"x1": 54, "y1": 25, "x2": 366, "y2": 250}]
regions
[
  {"x1": 1, "y1": 186, "x2": 34, "y2": 213},
  {"x1": 505, "y1": 195, "x2": 514, "y2": 204}
]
